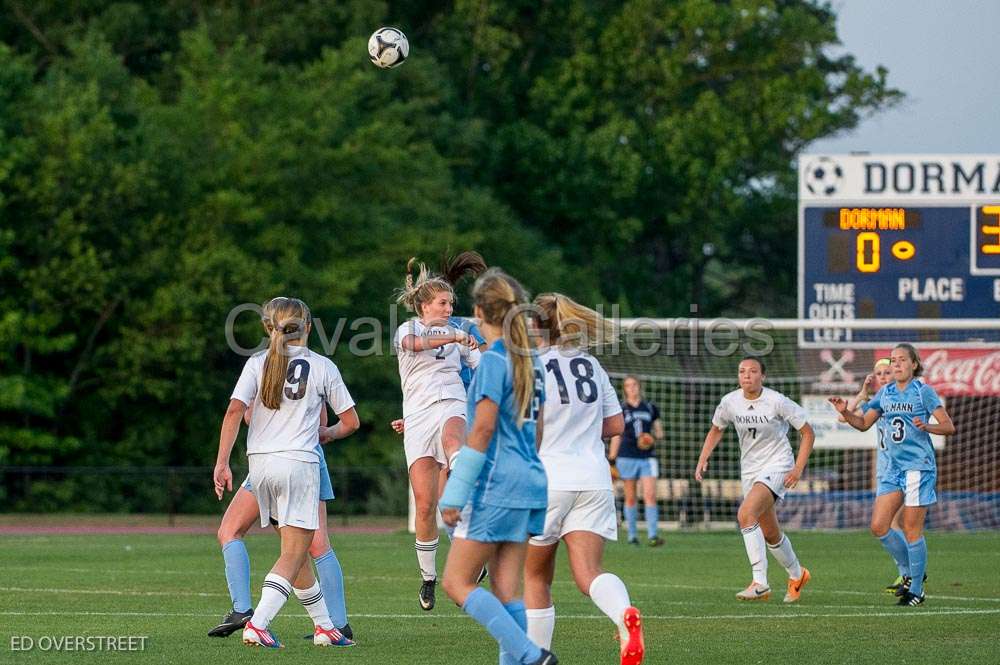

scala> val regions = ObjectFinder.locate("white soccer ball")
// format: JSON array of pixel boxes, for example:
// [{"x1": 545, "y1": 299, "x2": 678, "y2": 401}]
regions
[
  {"x1": 804, "y1": 157, "x2": 844, "y2": 196},
  {"x1": 368, "y1": 27, "x2": 409, "y2": 69}
]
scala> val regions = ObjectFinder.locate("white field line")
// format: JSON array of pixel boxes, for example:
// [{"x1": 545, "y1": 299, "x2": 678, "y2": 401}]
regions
[
  {"x1": 0, "y1": 566, "x2": 1000, "y2": 603},
  {"x1": 0, "y1": 586, "x2": 980, "y2": 613},
  {"x1": 0, "y1": 609, "x2": 998, "y2": 621}
]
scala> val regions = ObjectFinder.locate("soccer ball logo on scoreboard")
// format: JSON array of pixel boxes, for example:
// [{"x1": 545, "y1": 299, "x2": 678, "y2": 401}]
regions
[
  {"x1": 804, "y1": 157, "x2": 845, "y2": 196},
  {"x1": 798, "y1": 153, "x2": 1000, "y2": 347}
]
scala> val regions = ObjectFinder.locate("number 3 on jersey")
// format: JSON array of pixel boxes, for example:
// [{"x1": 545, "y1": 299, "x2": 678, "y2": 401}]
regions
[{"x1": 889, "y1": 416, "x2": 905, "y2": 444}]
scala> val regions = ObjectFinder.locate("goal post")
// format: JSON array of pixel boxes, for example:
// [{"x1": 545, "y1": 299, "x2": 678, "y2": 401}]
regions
[{"x1": 601, "y1": 318, "x2": 1000, "y2": 531}]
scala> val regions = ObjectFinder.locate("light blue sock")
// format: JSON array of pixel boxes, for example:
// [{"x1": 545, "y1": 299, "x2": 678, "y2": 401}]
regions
[
  {"x1": 463, "y1": 588, "x2": 541, "y2": 664},
  {"x1": 500, "y1": 600, "x2": 529, "y2": 665},
  {"x1": 313, "y1": 549, "x2": 348, "y2": 628},
  {"x1": 221, "y1": 539, "x2": 252, "y2": 612},
  {"x1": 645, "y1": 504, "x2": 659, "y2": 539},
  {"x1": 624, "y1": 505, "x2": 638, "y2": 541},
  {"x1": 907, "y1": 537, "x2": 928, "y2": 596},
  {"x1": 878, "y1": 529, "x2": 910, "y2": 577}
]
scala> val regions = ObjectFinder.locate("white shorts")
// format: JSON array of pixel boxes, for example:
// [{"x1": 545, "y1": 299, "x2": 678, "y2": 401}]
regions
[
  {"x1": 247, "y1": 454, "x2": 320, "y2": 530},
  {"x1": 741, "y1": 468, "x2": 793, "y2": 502},
  {"x1": 403, "y1": 399, "x2": 467, "y2": 468},
  {"x1": 529, "y1": 489, "x2": 618, "y2": 546}
]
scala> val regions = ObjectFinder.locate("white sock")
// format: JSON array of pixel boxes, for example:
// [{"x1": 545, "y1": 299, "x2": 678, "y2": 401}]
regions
[
  {"x1": 526, "y1": 606, "x2": 555, "y2": 649},
  {"x1": 767, "y1": 533, "x2": 803, "y2": 580},
  {"x1": 415, "y1": 538, "x2": 438, "y2": 581},
  {"x1": 294, "y1": 581, "x2": 334, "y2": 630},
  {"x1": 741, "y1": 523, "x2": 768, "y2": 587},
  {"x1": 254, "y1": 573, "x2": 292, "y2": 630},
  {"x1": 589, "y1": 573, "x2": 631, "y2": 642}
]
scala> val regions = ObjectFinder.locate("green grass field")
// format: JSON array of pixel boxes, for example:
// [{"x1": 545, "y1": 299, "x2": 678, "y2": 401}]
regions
[{"x1": 1, "y1": 528, "x2": 999, "y2": 664}]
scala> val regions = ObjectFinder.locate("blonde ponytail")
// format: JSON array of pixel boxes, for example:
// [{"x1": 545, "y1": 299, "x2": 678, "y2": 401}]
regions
[
  {"x1": 473, "y1": 268, "x2": 535, "y2": 423},
  {"x1": 395, "y1": 257, "x2": 454, "y2": 318},
  {"x1": 533, "y1": 292, "x2": 617, "y2": 349},
  {"x1": 259, "y1": 297, "x2": 311, "y2": 410}
]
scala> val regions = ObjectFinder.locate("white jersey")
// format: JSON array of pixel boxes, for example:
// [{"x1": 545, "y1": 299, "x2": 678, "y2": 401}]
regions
[
  {"x1": 538, "y1": 347, "x2": 622, "y2": 491},
  {"x1": 711, "y1": 387, "x2": 807, "y2": 478},
  {"x1": 231, "y1": 347, "x2": 355, "y2": 462},
  {"x1": 394, "y1": 319, "x2": 480, "y2": 417}
]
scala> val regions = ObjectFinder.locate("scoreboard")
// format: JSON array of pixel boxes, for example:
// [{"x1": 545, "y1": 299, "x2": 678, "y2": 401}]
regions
[{"x1": 798, "y1": 154, "x2": 1000, "y2": 346}]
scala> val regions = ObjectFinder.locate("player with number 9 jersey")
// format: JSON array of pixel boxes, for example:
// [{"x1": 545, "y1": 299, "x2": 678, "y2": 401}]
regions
[{"x1": 215, "y1": 297, "x2": 360, "y2": 648}]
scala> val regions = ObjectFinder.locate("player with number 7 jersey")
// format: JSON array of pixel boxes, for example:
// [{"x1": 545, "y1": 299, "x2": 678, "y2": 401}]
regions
[{"x1": 696, "y1": 357, "x2": 816, "y2": 604}]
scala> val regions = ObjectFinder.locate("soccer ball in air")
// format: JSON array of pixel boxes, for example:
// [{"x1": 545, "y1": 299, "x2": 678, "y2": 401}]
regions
[
  {"x1": 368, "y1": 27, "x2": 409, "y2": 69},
  {"x1": 804, "y1": 157, "x2": 844, "y2": 196}
]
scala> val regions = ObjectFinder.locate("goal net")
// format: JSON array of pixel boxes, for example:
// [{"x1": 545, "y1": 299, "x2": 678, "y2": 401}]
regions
[{"x1": 600, "y1": 318, "x2": 1000, "y2": 531}]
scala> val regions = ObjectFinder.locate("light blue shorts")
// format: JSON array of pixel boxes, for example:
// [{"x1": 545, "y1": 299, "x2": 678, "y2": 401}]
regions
[
  {"x1": 243, "y1": 447, "x2": 334, "y2": 502},
  {"x1": 877, "y1": 467, "x2": 936, "y2": 507},
  {"x1": 453, "y1": 503, "x2": 546, "y2": 543},
  {"x1": 616, "y1": 457, "x2": 658, "y2": 480}
]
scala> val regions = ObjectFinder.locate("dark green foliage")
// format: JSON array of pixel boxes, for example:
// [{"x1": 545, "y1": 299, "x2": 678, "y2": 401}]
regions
[{"x1": 0, "y1": 2, "x2": 900, "y2": 504}]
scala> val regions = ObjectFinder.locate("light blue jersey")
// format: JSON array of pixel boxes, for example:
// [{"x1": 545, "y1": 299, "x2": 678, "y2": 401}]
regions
[
  {"x1": 465, "y1": 339, "x2": 547, "y2": 510},
  {"x1": 865, "y1": 380, "x2": 942, "y2": 472},
  {"x1": 861, "y1": 403, "x2": 891, "y2": 479},
  {"x1": 449, "y1": 316, "x2": 486, "y2": 389}
]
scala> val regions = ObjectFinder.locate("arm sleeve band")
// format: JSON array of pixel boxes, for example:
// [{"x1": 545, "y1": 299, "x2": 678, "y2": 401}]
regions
[{"x1": 439, "y1": 446, "x2": 487, "y2": 510}]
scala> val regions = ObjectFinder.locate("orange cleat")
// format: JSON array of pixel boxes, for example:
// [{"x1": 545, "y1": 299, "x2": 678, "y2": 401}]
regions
[
  {"x1": 620, "y1": 606, "x2": 645, "y2": 665},
  {"x1": 784, "y1": 567, "x2": 810, "y2": 603},
  {"x1": 735, "y1": 582, "x2": 771, "y2": 601}
]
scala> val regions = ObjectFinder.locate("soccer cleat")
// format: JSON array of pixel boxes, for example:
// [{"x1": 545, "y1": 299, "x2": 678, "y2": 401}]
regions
[
  {"x1": 207, "y1": 608, "x2": 253, "y2": 637},
  {"x1": 242, "y1": 621, "x2": 282, "y2": 648},
  {"x1": 897, "y1": 590, "x2": 926, "y2": 606},
  {"x1": 419, "y1": 579, "x2": 437, "y2": 611},
  {"x1": 647, "y1": 536, "x2": 664, "y2": 548},
  {"x1": 531, "y1": 648, "x2": 559, "y2": 664},
  {"x1": 313, "y1": 625, "x2": 355, "y2": 647},
  {"x1": 627, "y1": 538, "x2": 640, "y2": 546},
  {"x1": 783, "y1": 567, "x2": 810, "y2": 603},
  {"x1": 893, "y1": 573, "x2": 927, "y2": 598},
  {"x1": 620, "y1": 606, "x2": 645, "y2": 665},
  {"x1": 477, "y1": 566, "x2": 489, "y2": 584},
  {"x1": 303, "y1": 623, "x2": 352, "y2": 641},
  {"x1": 736, "y1": 582, "x2": 771, "y2": 601},
  {"x1": 884, "y1": 575, "x2": 905, "y2": 594}
]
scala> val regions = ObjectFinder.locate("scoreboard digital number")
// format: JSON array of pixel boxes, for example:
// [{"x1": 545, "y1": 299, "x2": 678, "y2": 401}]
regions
[{"x1": 798, "y1": 154, "x2": 1000, "y2": 346}]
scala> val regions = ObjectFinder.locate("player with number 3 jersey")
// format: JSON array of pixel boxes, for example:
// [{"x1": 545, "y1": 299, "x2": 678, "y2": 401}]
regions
[
  {"x1": 831, "y1": 343, "x2": 955, "y2": 606},
  {"x1": 696, "y1": 357, "x2": 816, "y2": 603}
]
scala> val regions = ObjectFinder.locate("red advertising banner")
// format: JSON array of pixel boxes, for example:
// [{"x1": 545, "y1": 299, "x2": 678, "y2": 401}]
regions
[{"x1": 876, "y1": 348, "x2": 1000, "y2": 396}]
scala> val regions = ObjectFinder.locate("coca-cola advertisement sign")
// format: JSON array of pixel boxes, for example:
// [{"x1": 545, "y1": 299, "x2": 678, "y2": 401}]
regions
[{"x1": 876, "y1": 348, "x2": 1000, "y2": 396}]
